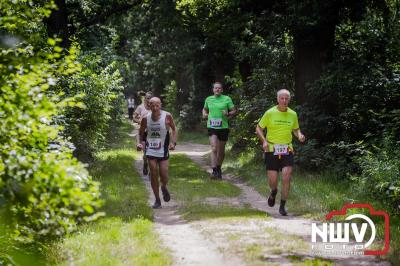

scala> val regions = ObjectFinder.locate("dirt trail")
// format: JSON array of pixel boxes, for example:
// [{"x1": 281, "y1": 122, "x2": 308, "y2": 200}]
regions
[
  {"x1": 134, "y1": 158, "x2": 243, "y2": 266},
  {"x1": 171, "y1": 143, "x2": 390, "y2": 266},
  {"x1": 132, "y1": 136, "x2": 390, "y2": 266}
]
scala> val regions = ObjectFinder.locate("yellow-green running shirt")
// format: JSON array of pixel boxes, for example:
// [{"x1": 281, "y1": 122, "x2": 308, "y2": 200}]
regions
[
  {"x1": 258, "y1": 106, "x2": 299, "y2": 152},
  {"x1": 204, "y1": 95, "x2": 234, "y2": 129}
]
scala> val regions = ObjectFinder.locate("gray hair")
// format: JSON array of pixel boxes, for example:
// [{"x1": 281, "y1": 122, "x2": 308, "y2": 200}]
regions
[{"x1": 277, "y1": 89, "x2": 291, "y2": 99}]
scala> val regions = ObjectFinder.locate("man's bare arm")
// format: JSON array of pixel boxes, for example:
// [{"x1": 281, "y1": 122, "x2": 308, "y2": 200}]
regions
[
  {"x1": 202, "y1": 108, "x2": 209, "y2": 119},
  {"x1": 292, "y1": 128, "x2": 305, "y2": 142},
  {"x1": 167, "y1": 114, "x2": 177, "y2": 150},
  {"x1": 137, "y1": 117, "x2": 147, "y2": 150},
  {"x1": 256, "y1": 124, "x2": 269, "y2": 152}
]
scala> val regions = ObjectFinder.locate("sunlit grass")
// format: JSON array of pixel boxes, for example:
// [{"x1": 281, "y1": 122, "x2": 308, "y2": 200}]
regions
[
  {"x1": 169, "y1": 154, "x2": 241, "y2": 202},
  {"x1": 50, "y1": 218, "x2": 171, "y2": 266},
  {"x1": 167, "y1": 153, "x2": 270, "y2": 221},
  {"x1": 91, "y1": 149, "x2": 151, "y2": 221}
]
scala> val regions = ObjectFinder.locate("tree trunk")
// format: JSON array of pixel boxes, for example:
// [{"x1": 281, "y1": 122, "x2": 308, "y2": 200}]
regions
[
  {"x1": 46, "y1": 0, "x2": 71, "y2": 48},
  {"x1": 239, "y1": 59, "x2": 252, "y2": 96},
  {"x1": 293, "y1": 24, "x2": 336, "y2": 104},
  {"x1": 175, "y1": 68, "x2": 191, "y2": 110},
  {"x1": 213, "y1": 53, "x2": 235, "y2": 93}
]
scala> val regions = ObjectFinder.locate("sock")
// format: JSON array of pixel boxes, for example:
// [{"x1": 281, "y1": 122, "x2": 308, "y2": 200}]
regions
[
  {"x1": 280, "y1": 200, "x2": 286, "y2": 207},
  {"x1": 217, "y1": 165, "x2": 221, "y2": 171},
  {"x1": 271, "y1": 189, "x2": 278, "y2": 197}
]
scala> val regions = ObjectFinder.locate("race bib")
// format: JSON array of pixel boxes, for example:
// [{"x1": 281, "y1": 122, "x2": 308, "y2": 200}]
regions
[
  {"x1": 273, "y1": 144, "x2": 289, "y2": 155},
  {"x1": 148, "y1": 138, "x2": 162, "y2": 149},
  {"x1": 210, "y1": 118, "x2": 222, "y2": 127}
]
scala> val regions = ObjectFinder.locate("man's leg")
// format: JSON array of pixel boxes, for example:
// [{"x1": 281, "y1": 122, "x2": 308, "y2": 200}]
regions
[
  {"x1": 267, "y1": 170, "x2": 279, "y2": 207},
  {"x1": 267, "y1": 170, "x2": 279, "y2": 191},
  {"x1": 142, "y1": 144, "x2": 148, "y2": 175},
  {"x1": 216, "y1": 140, "x2": 227, "y2": 178},
  {"x1": 281, "y1": 166, "x2": 292, "y2": 200},
  {"x1": 209, "y1": 135, "x2": 218, "y2": 178},
  {"x1": 148, "y1": 159, "x2": 161, "y2": 208},
  {"x1": 278, "y1": 166, "x2": 292, "y2": 215},
  {"x1": 159, "y1": 159, "x2": 170, "y2": 202},
  {"x1": 128, "y1": 108, "x2": 133, "y2": 119},
  {"x1": 209, "y1": 135, "x2": 218, "y2": 168}
]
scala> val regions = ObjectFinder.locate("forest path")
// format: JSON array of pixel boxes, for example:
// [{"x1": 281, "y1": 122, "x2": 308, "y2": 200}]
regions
[{"x1": 132, "y1": 129, "x2": 390, "y2": 265}]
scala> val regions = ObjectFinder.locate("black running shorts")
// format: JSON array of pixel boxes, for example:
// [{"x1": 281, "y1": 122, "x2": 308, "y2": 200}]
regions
[
  {"x1": 264, "y1": 152, "x2": 294, "y2": 171},
  {"x1": 146, "y1": 154, "x2": 169, "y2": 161},
  {"x1": 208, "y1": 128, "x2": 229, "y2": 141}
]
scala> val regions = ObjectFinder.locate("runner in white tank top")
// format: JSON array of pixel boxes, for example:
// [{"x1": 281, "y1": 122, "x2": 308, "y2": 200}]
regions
[
  {"x1": 137, "y1": 97, "x2": 177, "y2": 209},
  {"x1": 145, "y1": 110, "x2": 170, "y2": 158}
]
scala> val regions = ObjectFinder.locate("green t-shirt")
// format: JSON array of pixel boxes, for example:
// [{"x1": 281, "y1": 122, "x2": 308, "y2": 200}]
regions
[
  {"x1": 204, "y1": 95, "x2": 234, "y2": 129},
  {"x1": 258, "y1": 106, "x2": 299, "y2": 152}
]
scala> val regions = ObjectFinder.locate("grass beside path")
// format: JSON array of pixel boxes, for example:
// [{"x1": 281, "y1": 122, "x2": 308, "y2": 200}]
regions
[
  {"x1": 167, "y1": 153, "x2": 332, "y2": 266},
  {"x1": 167, "y1": 153, "x2": 267, "y2": 221},
  {"x1": 178, "y1": 128, "x2": 209, "y2": 145},
  {"x1": 169, "y1": 154, "x2": 241, "y2": 201},
  {"x1": 223, "y1": 148, "x2": 400, "y2": 265},
  {"x1": 47, "y1": 122, "x2": 172, "y2": 266}
]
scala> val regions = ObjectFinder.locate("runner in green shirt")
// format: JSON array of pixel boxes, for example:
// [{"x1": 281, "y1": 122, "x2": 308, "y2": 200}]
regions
[
  {"x1": 202, "y1": 82, "x2": 236, "y2": 179},
  {"x1": 256, "y1": 89, "x2": 305, "y2": 216}
]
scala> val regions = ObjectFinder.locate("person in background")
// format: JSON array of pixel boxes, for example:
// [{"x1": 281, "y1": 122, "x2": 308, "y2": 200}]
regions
[
  {"x1": 202, "y1": 82, "x2": 236, "y2": 179},
  {"x1": 127, "y1": 95, "x2": 135, "y2": 120},
  {"x1": 134, "y1": 91, "x2": 153, "y2": 175}
]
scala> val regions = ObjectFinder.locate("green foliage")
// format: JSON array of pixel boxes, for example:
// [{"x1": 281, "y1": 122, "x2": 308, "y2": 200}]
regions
[
  {"x1": 162, "y1": 80, "x2": 179, "y2": 117},
  {"x1": 47, "y1": 125, "x2": 171, "y2": 266},
  {"x1": 60, "y1": 52, "x2": 124, "y2": 161},
  {"x1": 0, "y1": 1, "x2": 102, "y2": 261},
  {"x1": 229, "y1": 30, "x2": 294, "y2": 151},
  {"x1": 352, "y1": 137, "x2": 400, "y2": 214},
  {"x1": 299, "y1": 7, "x2": 400, "y2": 173}
]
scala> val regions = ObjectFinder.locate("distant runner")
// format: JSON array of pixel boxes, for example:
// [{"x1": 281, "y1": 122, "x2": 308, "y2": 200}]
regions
[
  {"x1": 127, "y1": 95, "x2": 135, "y2": 120},
  {"x1": 134, "y1": 91, "x2": 152, "y2": 175},
  {"x1": 256, "y1": 89, "x2": 305, "y2": 216},
  {"x1": 137, "y1": 97, "x2": 177, "y2": 209},
  {"x1": 202, "y1": 82, "x2": 236, "y2": 179}
]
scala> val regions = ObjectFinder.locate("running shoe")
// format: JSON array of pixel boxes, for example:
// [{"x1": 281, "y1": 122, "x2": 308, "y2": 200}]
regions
[
  {"x1": 152, "y1": 199, "x2": 161, "y2": 209},
  {"x1": 267, "y1": 194, "x2": 276, "y2": 207},
  {"x1": 279, "y1": 205, "x2": 287, "y2": 216},
  {"x1": 216, "y1": 166, "x2": 222, "y2": 179},
  {"x1": 162, "y1": 187, "x2": 170, "y2": 202},
  {"x1": 211, "y1": 168, "x2": 219, "y2": 179}
]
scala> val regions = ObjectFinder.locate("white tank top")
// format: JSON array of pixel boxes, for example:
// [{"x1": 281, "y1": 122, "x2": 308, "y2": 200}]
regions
[{"x1": 145, "y1": 111, "x2": 169, "y2": 157}]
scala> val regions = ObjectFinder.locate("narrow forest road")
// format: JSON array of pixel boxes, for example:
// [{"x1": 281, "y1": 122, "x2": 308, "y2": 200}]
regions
[
  {"x1": 134, "y1": 157, "x2": 244, "y2": 266},
  {"x1": 134, "y1": 138, "x2": 390, "y2": 266}
]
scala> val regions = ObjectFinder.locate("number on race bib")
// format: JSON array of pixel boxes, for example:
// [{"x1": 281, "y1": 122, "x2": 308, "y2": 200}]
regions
[
  {"x1": 210, "y1": 118, "x2": 222, "y2": 127},
  {"x1": 273, "y1": 144, "x2": 289, "y2": 155},
  {"x1": 148, "y1": 138, "x2": 161, "y2": 149}
]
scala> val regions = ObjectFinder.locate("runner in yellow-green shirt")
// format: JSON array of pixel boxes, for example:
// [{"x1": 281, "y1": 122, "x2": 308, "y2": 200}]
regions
[
  {"x1": 256, "y1": 89, "x2": 305, "y2": 216},
  {"x1": 202, "y1": 82, "x2": 236, "y2": 179}
]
